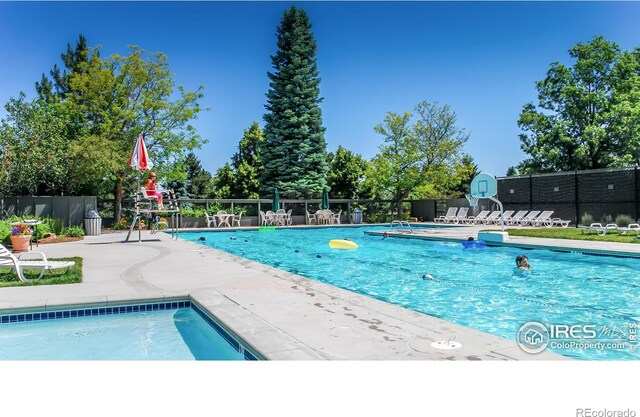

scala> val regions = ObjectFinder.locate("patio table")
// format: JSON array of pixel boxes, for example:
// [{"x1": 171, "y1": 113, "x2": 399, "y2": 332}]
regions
[{"x1": 215, "y1": 214, "x2": 234, "y2": 228}]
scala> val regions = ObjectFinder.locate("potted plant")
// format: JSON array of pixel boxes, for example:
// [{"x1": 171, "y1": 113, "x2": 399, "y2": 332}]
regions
[{"x1": 10, "y1": 224, "x2": 33, "y2": 253}]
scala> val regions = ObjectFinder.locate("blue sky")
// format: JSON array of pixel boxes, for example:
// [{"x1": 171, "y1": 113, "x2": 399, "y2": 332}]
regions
[{"x1": 1, "y1": 1, "x2": 640, "y2": 177}]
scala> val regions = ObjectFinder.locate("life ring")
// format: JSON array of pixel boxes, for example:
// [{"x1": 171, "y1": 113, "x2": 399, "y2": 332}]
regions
[{"x1": 329, "y1": 239, "x2": 358, "y2": 249}]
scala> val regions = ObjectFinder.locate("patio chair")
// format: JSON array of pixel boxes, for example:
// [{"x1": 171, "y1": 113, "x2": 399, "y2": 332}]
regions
[
  {"x1": 0, "y1": 243, "x2": 75, "y2": 282},
  {"x1": 466, "y1": 210, "x2": 490, "y2": 225},
  {"x1": 506, "y1": 210, "x2": 528, "y2": 225},
  {"x1": 204, "y1": 211, "x2": 217, "y2": 228},
  {"x1": 435, "y1": 207, "x2": 458, "y2": 223},
  {"x1": 530, "y1": 211, "x2": 554, "y2": 227},
  {"x1": 517, "y1": 210, "x2": 541, "y2": 226},
  {"x1": 285, "y1": 209, "x2": 293, "y2": 226},
  {"x1": 332, "y1": 210, "x2": 342, "y2": 225},
  {"x1": 265, "y1": 210, "x2": 276, "y2": 226},
  {"x1": 305, "y1": 210, "x2": 316, "y2": 225},
  {"x1": 578, "y1": 223, "x2": 618, "y2": 236},
  {"x1": 617, "y1": 223, "x2": 640, "y2": 236},
  {"x1": 232, "y1": 213, "x2": 242, "y2": 227},
  {"x1": 259, "y1": 210, "x2": 269, "y2": 226}
]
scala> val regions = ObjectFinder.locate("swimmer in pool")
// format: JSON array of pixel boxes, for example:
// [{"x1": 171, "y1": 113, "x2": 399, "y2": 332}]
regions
[{"x1": 516, "y1": 255, "x2": 532, "y2": 270}]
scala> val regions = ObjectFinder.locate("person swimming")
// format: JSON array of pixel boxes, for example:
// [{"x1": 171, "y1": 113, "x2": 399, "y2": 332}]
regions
[{"x1": 516, "y1": 255, "x2": 532, "y2": 270}]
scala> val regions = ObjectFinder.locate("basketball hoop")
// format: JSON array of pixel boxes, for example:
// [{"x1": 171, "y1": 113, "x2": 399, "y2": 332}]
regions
[{"x1": 465, "y1": 194, "x2": 479, "y2": 207}]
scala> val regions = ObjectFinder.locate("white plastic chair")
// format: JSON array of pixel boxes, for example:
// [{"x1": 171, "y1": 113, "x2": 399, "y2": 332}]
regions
[
  {"x1": 204, "y1": 211, "x2": 217, "y2": 228},
  {"x1": 332, "y1": 210, "x2": 342, "y2": 225},
  {"x1": 232, "y1": 213, "x2": 242, "y2": 227},
  {"x1": 305, "y1": 210, "x2": 316, "y2": 225}
]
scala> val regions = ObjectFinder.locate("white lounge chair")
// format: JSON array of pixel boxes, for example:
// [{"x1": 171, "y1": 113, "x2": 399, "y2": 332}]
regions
[
  {"x1": 435, "y1": 207, "x2": 458, "y2": 223},
  {"x1": 0, "y1": 244, "x2": 75, "y2": 282},
  {"x1": 452, "y1": 207, "x2": 469, "y2": 224},
  {"x1": 506, "y1": 210, "x2": 529, "y2": 225},
  {"x1": 578, "y1": 223, "x2": 617, "y2": 236},
  {"x1": 617, "y1": 223, "x2": 640, "y2": 236},
  {"x1": 204, "y1": 211, "x2": 217, "y2": 228},
  {"x1": 466, "y1": 210, "x2": 490, "y2": 224},
  {"x1": 482, "y1": 211, "x2": 502, "y2": 225},
  {"x1": 495, "y1": 210, "x2": 515, "y2": 225},
  {"x1": 550, "y1": 217, "x2": 571, "y2": 228},
  {"x1": 531, "y1": 211, "x2": 554, "y2": 227},
  {"x1": 517, "y1": 210, "x2": 541, "y2": 226}
]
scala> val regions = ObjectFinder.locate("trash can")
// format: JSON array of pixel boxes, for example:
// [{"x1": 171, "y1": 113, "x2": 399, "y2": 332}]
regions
[
  {"x1": 352, "y1": 207, "x2": 363, "y2": 224},
  {"x1": 84, "y1": 210, "x2": 102, "y2": 236}
]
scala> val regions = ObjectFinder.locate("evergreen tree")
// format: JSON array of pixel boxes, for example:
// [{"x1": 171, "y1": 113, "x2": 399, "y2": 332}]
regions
[
  {"x1": 35, "y1": 34, "x2": 93, "y2": 102},
  {"x1": 260, "y1": 6, "x2": 328, "y2": 198},
  {"x1": 184, "y1": 152, "x2": 213, "y2": 198}
]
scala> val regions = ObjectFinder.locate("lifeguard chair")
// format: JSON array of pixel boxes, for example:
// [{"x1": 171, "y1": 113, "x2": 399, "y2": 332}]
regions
[{"x1": 125, "y1": 187, "x2": 181, "y2": 242}]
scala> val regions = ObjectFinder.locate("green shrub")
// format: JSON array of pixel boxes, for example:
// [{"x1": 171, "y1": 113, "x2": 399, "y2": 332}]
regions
[
  {"x1": 64, "y1": 226, "x2": 85, "y2": 237},
  {"x1": 600, "y1": 214, "x2": 614, "y2": 224},
  {"x1": 43, "y1": 217, "x2": 65, "y2": 235},
  {"x1": 580, "y1": 213, "x2": 594, "y2": 225},
  {"x1": 615, "y1": 214, "x2": 634, "y2": 227}
]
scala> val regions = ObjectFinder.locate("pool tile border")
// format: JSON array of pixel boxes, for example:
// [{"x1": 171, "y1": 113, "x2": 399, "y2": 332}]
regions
[{"x1": 0, "y1": 299, "x2": 260, "y2": 361}]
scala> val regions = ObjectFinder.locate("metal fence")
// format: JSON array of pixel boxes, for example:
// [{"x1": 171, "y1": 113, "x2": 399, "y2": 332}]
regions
[
  {"x1": 99, "y1": 197, "x2": 414, "y2": 227},
  {"x1": 0, "y1": 196, "x2": 98, "y2": 227},
  {"x1": 497, "y1": 167, "x2": 640, "y2": 225}
]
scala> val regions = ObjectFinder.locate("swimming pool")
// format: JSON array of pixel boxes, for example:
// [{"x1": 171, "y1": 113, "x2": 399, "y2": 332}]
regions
[
  {"x1": 182, "y1": 226, "x2": 640, "y2": 360},
  {"x1": 0, "y1": 301, "x2": 259, "y2": 360}
]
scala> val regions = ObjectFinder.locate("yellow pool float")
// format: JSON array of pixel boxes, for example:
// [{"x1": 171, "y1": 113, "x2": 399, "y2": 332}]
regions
[{"x1": 329, "y1": 239, "x2": 358, "y2": 249}]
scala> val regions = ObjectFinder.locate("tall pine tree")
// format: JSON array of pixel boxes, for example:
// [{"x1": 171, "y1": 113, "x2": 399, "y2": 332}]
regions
[{"x1": 260, "y1": 6, "x2": 328, "y2": 198}]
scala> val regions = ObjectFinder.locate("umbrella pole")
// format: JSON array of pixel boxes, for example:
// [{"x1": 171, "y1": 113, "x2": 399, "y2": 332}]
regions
[{"x1": 137, "y1": 171, "x2": 141, "y2": 242}]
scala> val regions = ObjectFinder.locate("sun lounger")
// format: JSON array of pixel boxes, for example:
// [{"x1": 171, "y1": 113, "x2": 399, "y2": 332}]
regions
[
  {"x1": 617, "y1": 223, "x2": 640, "y2": 236},
  {"x1": 435, "y1": 207, "x2": 458, "y2": 223},
  {"x1": 517, "y1": 210, "x2": 541, "y2": 226},
  {"x1": 505, "y1": 210, "x2": 528, "y2": 225},
  {"x1": 531, "y1": 211, "x2": 554, "y2": 227},
  {"x1": 451, "y1": 207, "x2": 469, "y2": 224},
  {"x1": 482, "y1": 211, "x2": 502, "y2": 225},
  {"x1": 0, "y1": 244, "x2": 75, "y2": 282},
  {"x1": 550, "y1": 218, "x2": 571, "y2": 228},
  {"x1": 496, "y1": 210, "x2": 515, "y2": 225},
  {"x1": 466, "y1": 210, "x2": 490, "y2": 224},
  {"x1": 578, "y1": 223, "x2": 618, "y2": 236}
]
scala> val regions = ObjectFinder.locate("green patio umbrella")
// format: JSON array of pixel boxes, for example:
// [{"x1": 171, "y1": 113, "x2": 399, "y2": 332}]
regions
[
  {"x1": 321, "y1": 187, "x2": 329, "y2": 210},
  {"x1": 272, "y1": 187, "x2": 281, "y2": 211}
]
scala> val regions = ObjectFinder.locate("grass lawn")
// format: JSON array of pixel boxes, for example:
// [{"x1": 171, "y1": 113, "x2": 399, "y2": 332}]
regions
[
  {"x1": 499, "y1": 228, "x2": 640, "y2": 244},
  {"x1": 0, "y1": 257, "x2": 82, "y2": 287}
]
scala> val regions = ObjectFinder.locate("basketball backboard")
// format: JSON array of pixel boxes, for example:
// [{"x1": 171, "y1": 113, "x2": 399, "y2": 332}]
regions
[{"x1": 470, "y1": 172, "x2": 498, "y2": 198}]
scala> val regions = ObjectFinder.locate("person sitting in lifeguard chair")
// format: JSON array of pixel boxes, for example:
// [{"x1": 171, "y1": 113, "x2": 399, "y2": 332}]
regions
[{"x1": 144, "y1": 172, "x2": 176, "y2": 211}]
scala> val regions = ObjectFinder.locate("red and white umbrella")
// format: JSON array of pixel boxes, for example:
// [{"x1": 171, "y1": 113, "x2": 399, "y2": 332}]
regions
[{"x1": 129, "y1": 133, "x2": 154, "y2": 171}]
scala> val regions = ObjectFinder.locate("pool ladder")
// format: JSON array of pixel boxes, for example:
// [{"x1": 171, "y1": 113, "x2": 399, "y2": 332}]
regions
[{"x1": 390, "y1": 220, "x2": 414, "y2": 234}]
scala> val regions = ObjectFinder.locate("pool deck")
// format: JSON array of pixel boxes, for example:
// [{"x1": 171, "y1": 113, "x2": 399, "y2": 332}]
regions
[{"x1": 3, "y1": 223, "x2": 636, "y2": 360}]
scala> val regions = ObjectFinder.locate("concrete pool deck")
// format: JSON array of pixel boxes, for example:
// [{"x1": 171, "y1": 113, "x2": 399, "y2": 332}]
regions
[{"x1": 5, "y1": 223, "x2": 635, "y2": 360}]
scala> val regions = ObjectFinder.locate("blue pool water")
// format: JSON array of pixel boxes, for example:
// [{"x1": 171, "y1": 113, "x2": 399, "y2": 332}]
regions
[
  {"x1": 0, "y1": 306, "x2": 246, "y2": 360},
  {"x1": 182, "y1": 226, "x2": 640, "y2": 360}
]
